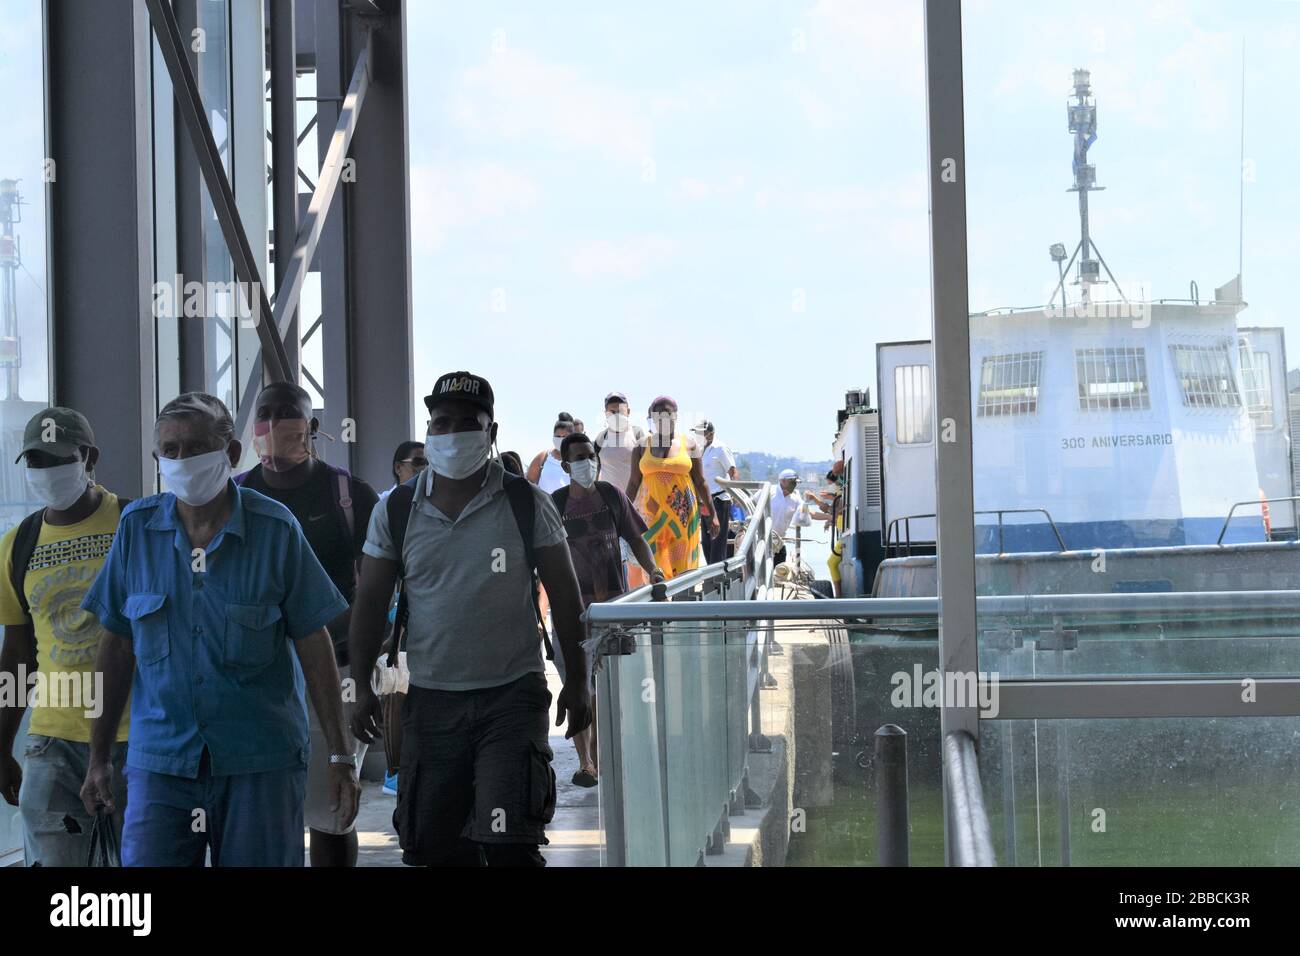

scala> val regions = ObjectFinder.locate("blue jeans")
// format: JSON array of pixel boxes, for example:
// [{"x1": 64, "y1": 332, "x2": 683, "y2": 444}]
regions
[
  {"x1": 20, "y1": 734, "x2": 127, "y2": 867},
  {"x1": 122, "y1": 749, "x2": 306, "y2": 867}
]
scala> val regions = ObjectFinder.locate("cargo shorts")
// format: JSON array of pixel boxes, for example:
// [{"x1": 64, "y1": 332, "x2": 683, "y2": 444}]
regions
[{"x1": 393, "y1": 671, "x2": 555, "y2": 866}]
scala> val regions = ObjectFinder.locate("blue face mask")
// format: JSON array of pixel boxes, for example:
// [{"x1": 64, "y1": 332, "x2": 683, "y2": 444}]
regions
[{"x1": 568, "y1": 459, "x2": 598, "y2": 488}]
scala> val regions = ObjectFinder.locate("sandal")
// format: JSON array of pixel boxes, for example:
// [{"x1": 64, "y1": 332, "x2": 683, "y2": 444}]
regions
[{"x1": 572, "y1": 767, "x2": 598, "y2": 788}]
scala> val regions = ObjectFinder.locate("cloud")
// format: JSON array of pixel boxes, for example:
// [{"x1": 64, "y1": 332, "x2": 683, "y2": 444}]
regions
[
  {"x1": 568, "y1": 236, "x2": 677, "y2": 279},
  {"x1": 451, "y1": 48, "x2": 658, "y2": 163},
  {"x1": 408, "y1": 161, "x2": 539, "y2": 253}
]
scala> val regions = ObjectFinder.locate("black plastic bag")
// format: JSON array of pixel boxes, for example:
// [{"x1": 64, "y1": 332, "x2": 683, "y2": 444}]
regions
[{"x1": 86, "y1": 809, "x2": 120, "y2": 867}]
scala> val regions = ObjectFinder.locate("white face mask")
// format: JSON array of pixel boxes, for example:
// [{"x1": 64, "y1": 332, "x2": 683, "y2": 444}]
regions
[
  {"x1": 159, "y1": 447, "x2": 232, "y2": 507},
  {"x1": 425, "y1": 430, "x2": 490, "y2": 480},
  {"x1": 27, "y1": 460, "x2": 90, "y2": 511},
  {"x1": 552, "y1": 435, "x2": 565, "y2": 452},
  {"x1": 568, "y1": 459, "x2": 598, "y2": 488},
  {"x1": 605, "y1": 412, "x2": 628, "y2": 432}
]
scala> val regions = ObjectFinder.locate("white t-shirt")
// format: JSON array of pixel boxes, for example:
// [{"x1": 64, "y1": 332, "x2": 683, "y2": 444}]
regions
[
  {"x1": 700, "y1": 442, "x2": 737, "y2": 497},
  {"x1": 594, "y1": 425, "x2": 645, "y2": 494},
  {"x1": 769, "y1": 486, "x2": 809, "y2": 540}
]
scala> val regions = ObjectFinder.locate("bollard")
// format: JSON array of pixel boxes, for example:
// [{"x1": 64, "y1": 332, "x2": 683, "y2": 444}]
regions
[{"x1": 874, "y1": 724, "x2": 910, "y2": 867}]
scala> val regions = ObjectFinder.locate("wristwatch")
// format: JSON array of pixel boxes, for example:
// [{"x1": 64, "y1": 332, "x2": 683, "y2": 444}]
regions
[{"x1": 329, "y1": 753, "x2": 358, "y2": 767}]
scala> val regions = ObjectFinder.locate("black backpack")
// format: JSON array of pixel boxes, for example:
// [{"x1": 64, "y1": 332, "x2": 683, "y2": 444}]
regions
[
  {"x1": 10, "y1": 495, "x2": 132, "y2": 620},
  {"x1": 386, "y1": 470, "x2": 553, "y2": 658}
]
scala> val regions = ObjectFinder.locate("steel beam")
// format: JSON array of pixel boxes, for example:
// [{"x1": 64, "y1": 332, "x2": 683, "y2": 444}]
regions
[
  {"x1": 992, "y1": 678, "x2": 1300, "y2": 720},
  {"x1": 344, "y1": 0, "x2": 414, "y2": 487},
  {"x1": 924, "y1": 0, "x2": 979, "y2": 865},
  {"x1": 270, "y1": 0, "x2": 300, "y2": 378},
  {"x1": 316, "y1": 0, "x2": 352, "y2": 471},
  {"x1": 143, "y1": 0, "x2": 291, "y2": 384},
  {"x1": 230, "y1": 24, "x2": 372, "y2": 444},
  {"x1": 46, "y1": 0, "x2": 156, "y2": 497},
  {"x1": 269, "y1": 31, "x2": 370, "y2": 353},
  {"x1": 172, "y1": 0, "x2": 206, "y2": 394}
]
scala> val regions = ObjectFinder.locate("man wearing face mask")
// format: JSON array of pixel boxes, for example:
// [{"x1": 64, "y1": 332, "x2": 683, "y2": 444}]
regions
[
  {"x1": 0, "y1": 407, "x2": 131, "y2": 865},
  {"x1": 592, "y1": 392, "x2": 647, "y2": 586},
  {"x1": 78, "y1": 391, "x2": 360, "y2": 866},
  {"x1": 550, "y1": 432, "x2": 661, "y2": 787},
  {"x1": 348, "y1": 371, "x2": 590, "y2": 866},
  {"x1": 232, "y1": 381, "x2": 378, "y2": 867}
]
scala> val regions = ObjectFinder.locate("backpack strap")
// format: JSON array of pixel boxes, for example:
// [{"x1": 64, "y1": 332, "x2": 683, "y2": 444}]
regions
[
  {"x1": 384, "y1": 474, "x2": 421, "y2": 648},
  {"x1": 10, "y1": 510, "x2": 44, "y2": 621},
  {"x1": 503, "y1": 473, "x2": 552, "y2": 660},
  {"x1": 327, "y1": 466, "x2": 355, "y2": 541}
]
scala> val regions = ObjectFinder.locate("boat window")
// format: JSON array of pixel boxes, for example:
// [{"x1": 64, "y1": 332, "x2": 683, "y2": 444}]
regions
[
  {"x1": 1170, "y1": 343, "x2": 1242, "y2": 410},
  {"x1": 894, "y1": 364, "x2": 933, "y2": 443},
  {"x1": 1075, "y1": 347, "x2": 1151, "y2": 411},
  {"x1": 977, "y1": 351, "x2": 1042, "y2": 416},
  {"x1": 1238, "y1": 342, "x2": 1273, "y2": 426}
]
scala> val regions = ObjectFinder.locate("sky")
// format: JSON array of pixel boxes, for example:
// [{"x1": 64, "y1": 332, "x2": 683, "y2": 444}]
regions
[
  {"x1": 3, "y1": 1, "x2": 1300, "y2": 462},
  {"x1": 404, "y1": 0, "x2": 1300, "y2": 461}
]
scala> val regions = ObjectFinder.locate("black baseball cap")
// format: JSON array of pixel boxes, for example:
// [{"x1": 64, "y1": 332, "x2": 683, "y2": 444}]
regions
[{"x1": 424, "y1": 371, "x2": 495, "y2": 419}]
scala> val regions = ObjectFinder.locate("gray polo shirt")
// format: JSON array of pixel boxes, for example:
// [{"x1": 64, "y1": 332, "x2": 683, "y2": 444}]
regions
[{"x1": 362, "y1": 458, "x2": 566, "y2": 691}]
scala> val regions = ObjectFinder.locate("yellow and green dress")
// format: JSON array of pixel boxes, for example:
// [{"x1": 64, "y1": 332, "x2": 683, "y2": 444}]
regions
[{"x1": 637, "y1": 436, "x2": 702, "y2": 579}]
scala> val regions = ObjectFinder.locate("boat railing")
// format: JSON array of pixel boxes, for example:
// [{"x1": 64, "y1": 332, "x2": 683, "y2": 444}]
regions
[
  {"x1": 944, "y1": 730, "x2": 997, "y2": 866},
  {"x1": 885, "y1": 507, "x2": 1067, "y2": 555},
  {"x1": 1216, "y1": 496, "x2": 1300, "y2": 545}
]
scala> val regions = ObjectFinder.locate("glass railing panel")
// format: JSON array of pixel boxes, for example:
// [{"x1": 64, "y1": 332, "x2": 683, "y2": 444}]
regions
[{"x1": 982, "y1": 716, "x2": 1300, "y2": 866}]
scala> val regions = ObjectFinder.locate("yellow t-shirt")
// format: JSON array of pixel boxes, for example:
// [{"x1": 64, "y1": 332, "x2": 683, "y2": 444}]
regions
[{"x1": 0, "y1": 487, "x2": 130, "y2": 743}]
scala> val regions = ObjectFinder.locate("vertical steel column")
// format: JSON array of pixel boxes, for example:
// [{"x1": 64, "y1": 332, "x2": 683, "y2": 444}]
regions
[
  {"x1": 270, "y1": 0, "x2": 299, "y2": 380},
  {"x1": 172, "y1": 0, "x2": 207, "y2": 395},
  {"x1": 344, "y1": 0, "x2": 414, "y2": 488},
  {"x1": 46, "y1": 0, "x2": 156, "y2": 498},
  {"x1": 314, "y1": 0, "x2": 351, "y2": 470},
  {"x1": 923, "y1": 0, "x2": 980, "y2": 865}
]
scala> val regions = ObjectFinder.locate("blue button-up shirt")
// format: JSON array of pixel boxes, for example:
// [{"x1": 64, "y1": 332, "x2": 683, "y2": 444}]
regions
[{"x1": 82, "y1": 481, "x2": 348, "y2": 778}]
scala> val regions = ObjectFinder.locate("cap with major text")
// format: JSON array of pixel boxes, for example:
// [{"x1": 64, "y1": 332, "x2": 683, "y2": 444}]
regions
[
  {"x1": 424, "y1": 371, "x2": 495, "y2": 419},
  {"x1": 16, "y1": 406, "x2": 95, "y2": 463}
]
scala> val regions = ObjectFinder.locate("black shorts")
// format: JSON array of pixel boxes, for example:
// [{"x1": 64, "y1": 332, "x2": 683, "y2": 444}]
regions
[{"x1": 394, "y1": 672, "x2": 556, "y2": 866}]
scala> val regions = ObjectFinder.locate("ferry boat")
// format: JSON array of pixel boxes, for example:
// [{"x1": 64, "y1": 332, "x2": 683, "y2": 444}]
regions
[{"x1": 831, "y1": 70, "x2": 1296, "y2": 598}]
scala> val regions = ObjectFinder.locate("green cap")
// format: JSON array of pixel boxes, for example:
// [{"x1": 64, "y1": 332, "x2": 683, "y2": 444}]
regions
[{"x1": 16, "y1": 407, "x2": 95, "y2": 463}]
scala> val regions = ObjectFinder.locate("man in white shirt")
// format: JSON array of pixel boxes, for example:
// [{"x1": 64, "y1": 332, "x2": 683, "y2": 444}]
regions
[
  {"x1": 692, "y1": 421, "x2": 738, "y2": 563},
  {"x1": 769, "y1": 468, "x2": 809, "y2": 565},
  {"x1": 594, "y1": 392, "x2": 648, "y2": 584}
]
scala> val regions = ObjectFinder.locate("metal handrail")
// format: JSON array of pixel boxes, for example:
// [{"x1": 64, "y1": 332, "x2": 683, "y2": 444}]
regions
[
  {"x1": 1216, "y1": 496, "x2": 1300, "y2": 545},
  {"x1": 944, "y1": 731, "x2": 996, "y2": 866},
  {"x1": 885, "y1": 508, "x2": 1067, "y2": 555},
  {"x1": 586, "y1": 589, "x2": 1300, "y2": 625}
]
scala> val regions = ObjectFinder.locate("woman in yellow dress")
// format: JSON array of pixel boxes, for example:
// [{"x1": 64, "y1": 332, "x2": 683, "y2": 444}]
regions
[{"x1": 625, "y1": 396, "x2": 720, "y2": 579}]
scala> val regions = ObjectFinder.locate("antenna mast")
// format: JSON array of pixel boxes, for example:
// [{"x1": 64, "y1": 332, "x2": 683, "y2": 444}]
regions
[{"x1": 1068, "y1": 69, "x2": 1102, "y2": 302}]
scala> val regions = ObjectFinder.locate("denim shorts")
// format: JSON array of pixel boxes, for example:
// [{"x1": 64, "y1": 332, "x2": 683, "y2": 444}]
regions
[
  {"x1": 20, "y1": 734, "x2": 127, "y2": 867},
  {"x1": 394, "y1": 672, "x2": 554, "y2": 866},
  {"x1": 121, "y1": 749, "x2": 306, "y2": 867}
]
